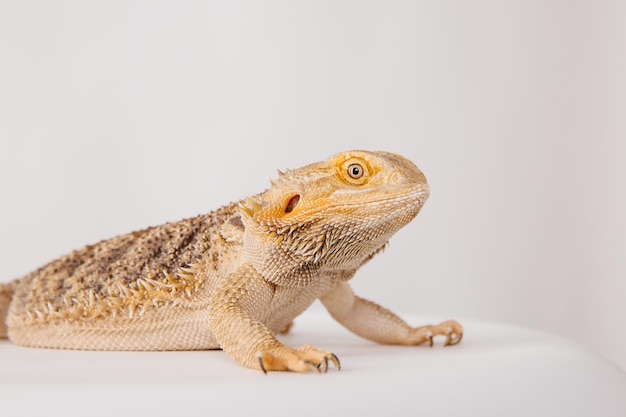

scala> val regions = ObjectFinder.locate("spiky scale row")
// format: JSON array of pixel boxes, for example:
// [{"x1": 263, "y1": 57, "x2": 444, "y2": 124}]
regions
[{"x1": 21, "y1": 266, "x2": 203, "y2": 324}]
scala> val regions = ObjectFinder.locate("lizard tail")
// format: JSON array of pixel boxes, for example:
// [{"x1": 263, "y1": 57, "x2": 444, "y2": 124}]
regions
[{"x1": 0, "y1": 280, "x2": 15, "y2": 339}]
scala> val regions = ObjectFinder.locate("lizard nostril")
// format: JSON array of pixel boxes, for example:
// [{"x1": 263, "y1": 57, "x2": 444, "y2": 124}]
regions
[{"x1": 285, "y1": 195, "x2": 300, "y2": 213}]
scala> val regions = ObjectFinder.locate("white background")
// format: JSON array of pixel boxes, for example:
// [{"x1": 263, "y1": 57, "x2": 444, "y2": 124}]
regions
[{"x1": 0, "y1": 0, "x2": 624, "y2": 370}]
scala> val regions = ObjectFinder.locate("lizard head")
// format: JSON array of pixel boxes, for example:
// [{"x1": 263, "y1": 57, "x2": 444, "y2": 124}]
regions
[{"x1": 240, "y1": 150, "x2": 429, "y2": 286}]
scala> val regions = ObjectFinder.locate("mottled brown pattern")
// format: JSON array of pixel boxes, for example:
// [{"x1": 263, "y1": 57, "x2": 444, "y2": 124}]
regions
[{"x1": 11, "y1": 203, "x2": 240, "y2": 321}]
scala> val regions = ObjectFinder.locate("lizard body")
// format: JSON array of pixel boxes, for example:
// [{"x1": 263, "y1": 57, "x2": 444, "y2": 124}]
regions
[{"x1": 0, "y1": 150, "x2": 462, "y2": 372}]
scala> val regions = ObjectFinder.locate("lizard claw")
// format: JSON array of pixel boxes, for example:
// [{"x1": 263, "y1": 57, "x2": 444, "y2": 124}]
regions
[
  {"x1": 297, "y1": 345, "x2": 340, "y2": 372},
  {"x1": 319, "y1": 357, "x2": 329, "y2": 373},
  {"x1": 317, "y1": 354, "x2": 340, "y2": 373},
  {"x1": 258, "y1": 355, "x2": 268, "y2": 374}
]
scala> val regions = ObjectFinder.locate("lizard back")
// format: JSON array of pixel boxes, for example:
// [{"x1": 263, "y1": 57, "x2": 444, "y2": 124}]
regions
[{"x1": 6, "y1": 202, "x2": 243, "y2": 333}]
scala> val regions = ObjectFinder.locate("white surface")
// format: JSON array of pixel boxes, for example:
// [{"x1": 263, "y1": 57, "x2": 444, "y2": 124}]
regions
[
  {"x1": 1, "y1": 314, "x2": 625, "y2": 417},
  {"x1": 1, "y1": 0, "x2": 625, "y2": 371}
]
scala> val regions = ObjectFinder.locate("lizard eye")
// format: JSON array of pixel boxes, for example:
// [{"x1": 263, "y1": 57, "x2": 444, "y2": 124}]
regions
[
  {"x1": 347, "y1": 164, "x2": 364, "y2": 179},
  {"x1": 341, "y1": 158, "x2": 370, "y2": 185}
]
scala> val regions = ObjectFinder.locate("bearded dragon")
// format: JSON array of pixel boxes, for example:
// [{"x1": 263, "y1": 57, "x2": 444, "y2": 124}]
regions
[{"x1": 0, "y1": 150, "x2": 462, "y2": 373}]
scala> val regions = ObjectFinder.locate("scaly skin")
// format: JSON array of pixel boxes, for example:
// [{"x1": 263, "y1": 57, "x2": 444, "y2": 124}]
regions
[{"x1": 0, "y1": 150, "x2": 462, "y2": 372}]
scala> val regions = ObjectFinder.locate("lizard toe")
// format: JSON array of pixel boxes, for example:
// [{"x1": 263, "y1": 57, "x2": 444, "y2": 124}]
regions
[
  {"x1": 409, "y1": 320, "x2": 463, "y2": 347},
  {"x1": 296, "y1": 345, "x2": 341, "y2": 373}
]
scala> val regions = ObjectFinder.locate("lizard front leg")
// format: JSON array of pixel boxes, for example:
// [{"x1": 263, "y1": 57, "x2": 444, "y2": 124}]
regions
[
  {"x1": 321, "y1": 281, "x2": 463, "y2": 347},
  {"x1": 208, "y1": 263, "x2": 339, "y2": 373}
]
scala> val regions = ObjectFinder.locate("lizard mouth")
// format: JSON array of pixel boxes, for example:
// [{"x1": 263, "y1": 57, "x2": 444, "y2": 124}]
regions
[
  {"x1": 340, "y1": 184, "x2": 427, "y2": 205},
  {"x1": 309, "y1": 188, "x2": 428, "y2": 216}
]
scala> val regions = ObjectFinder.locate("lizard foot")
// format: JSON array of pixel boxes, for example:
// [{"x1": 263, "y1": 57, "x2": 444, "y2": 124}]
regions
[
  {"x1": 409, "y1": 320, "x2": 463, "y2": 347},
  {"x1": 257, "y1": 344, "x2": 340, "y2": 373}
]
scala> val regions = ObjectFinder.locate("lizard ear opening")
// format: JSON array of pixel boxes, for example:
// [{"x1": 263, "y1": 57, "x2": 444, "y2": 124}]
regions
[{"x1": 284, "y1": 194, "x2": 300, "y2": 213}]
